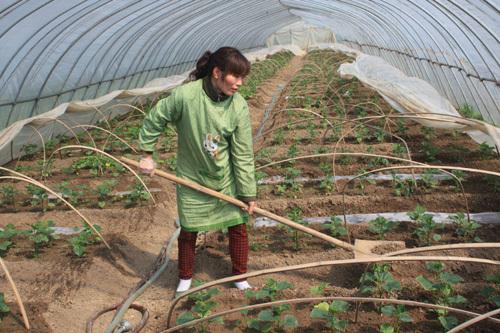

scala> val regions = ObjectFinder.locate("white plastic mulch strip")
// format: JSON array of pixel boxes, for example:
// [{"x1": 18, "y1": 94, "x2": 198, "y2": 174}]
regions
[
  {"x1": 257, "y1": 173, "x2": 453, "y2": 185},
  {"x1": 254, "y1": 212, "x2": 500, "y2": 228}
]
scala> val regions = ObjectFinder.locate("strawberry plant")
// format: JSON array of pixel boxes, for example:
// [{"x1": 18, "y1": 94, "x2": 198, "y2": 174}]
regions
[
  {"x1": 0, "y1": 224, "x2": 26, "y2": 254},
  {"x1": 0, "y1": 293, "x2": 10, "y2": 321},
  {"x1": 416, "y1": 262, "x2": 466, "y2": 331},
  {"x1": 310, "y1": 300, "x2": 349, "y2": 332},
  {"x1": 0, "y1": 185, "x2": 18, "y2": 208},
  {"x1": 124, "y1": 182, "x2": 150, "y2": 207},
  {"x1": 176, "y1": 280, "x2": 223, "y2": 331},
  {"x1": 409, "y1": 205, "x2": 442, "y2": 246},
  {"x1": 449, "y1": 212, "x2": 481, "y2": 241},
  {"x1": 29, "y1": 219, "x2": 57, "y2": 257},
  {"x1": 379, "y1": 304, "x2": 413, "y2": 333},
  {"x1": 322, "y1": 216, "x2": 347, "y2": 241},
  {"x1": 359, "y1": 264, "x2": 401, "y2": 299},
  {"x1": 26, "y1": 184, "x2": 48, "y2": 210},
  {"x1": 245, "y1": 279, "x2": 297, "y2": 332},
  {"x1": 356, "y1": 168, "x2": 375, "y2": 195},
  {"x1": 392, "y1": 144, "x2": 405, "y2": 157},
  {"x1": 310, "y1": 282, "x2": 329, "y2": 296},
  {"x1": 368, "y1": 217, "x2": 397, "y2": 240},
  {"x1": 93, "y1": 180, "x2": 116, "y2": 208},
  {"x1": 392, "y1": 175, "x2": 416, "y2": 197},
  {"x1": 286, "y1": 207, "x2": 307, "y2": 250},
  {"x1": 68, "y1": 223, "x2": 102, "y2": 257},
  {"x1": 480, "y1": 274, "x2": 500, "y2": 307},
  {"x1": 477, "y1": 142, "x2": 496, "y2": 159}
]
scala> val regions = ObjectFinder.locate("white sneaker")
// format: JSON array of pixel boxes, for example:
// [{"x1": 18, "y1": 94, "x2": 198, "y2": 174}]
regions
[
  {"x1": 234, "y1": 280, "x2": 252, "y2": 290},
  {"x1": 176, "y1": 278, "x2": 192, "y2": 293}
]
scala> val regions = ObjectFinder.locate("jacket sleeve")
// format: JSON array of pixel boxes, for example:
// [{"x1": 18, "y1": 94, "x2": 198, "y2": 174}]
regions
[
  {"x1": 138, "y1": 89, "x2": 181, "y2": 152},
  {"x1": 230, "y1": 103, "x2": 257, "y2": 202}
]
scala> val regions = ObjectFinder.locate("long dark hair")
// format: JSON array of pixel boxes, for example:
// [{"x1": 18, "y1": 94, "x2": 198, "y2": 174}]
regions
[{"x1": 189, "y1": 47, "x2": 251, "y2": 80}]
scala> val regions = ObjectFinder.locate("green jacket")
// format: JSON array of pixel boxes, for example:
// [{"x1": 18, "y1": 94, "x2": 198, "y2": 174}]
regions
[{"x1": 139, "y1": 78, "x2": 256, "y2": 231}]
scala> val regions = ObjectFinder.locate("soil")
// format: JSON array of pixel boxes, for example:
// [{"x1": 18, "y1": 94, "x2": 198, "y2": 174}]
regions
[{"x1": 0, "y1": 51, "x2": 499, "y2": 333}]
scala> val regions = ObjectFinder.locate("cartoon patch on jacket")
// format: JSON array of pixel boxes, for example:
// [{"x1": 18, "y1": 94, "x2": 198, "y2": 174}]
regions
[{"x1": 203, "y1": 133, "x2": 221, "y2": 159}]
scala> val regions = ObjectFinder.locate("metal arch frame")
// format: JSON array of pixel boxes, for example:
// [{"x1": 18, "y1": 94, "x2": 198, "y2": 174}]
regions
[
  {"x1": 407, "y1": 0, "x2": 497, "y2": 121},
  {"x1": 0, "y1": 1, "x2": 104, "y2": 98},
  {"x1": 123, "y1": 0, "x2": 229, "y2": 90},
  {"x1": 54, "y1": 1, "x2": 175, "y2": 110},
  {"x1": 2, "y1": 0, "x2": 112, "y2": 126},
  {"x1": 71, "y1": 1, "x2": 190, "y2": 102},
  {"x1": 286, "y1": 3, "x2": 411, "y2": 74},
  {"x1": 341, "y1": 0, "x2": 456, "y2": 105},
  {"x1": 284, "y1": 1, "x2": 428, "y2": 82},
  {"x1": 25, "y1": 1, "x2": 144, "y2": 118}
]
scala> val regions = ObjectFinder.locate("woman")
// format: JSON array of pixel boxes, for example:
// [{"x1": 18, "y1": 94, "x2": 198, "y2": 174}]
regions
[{"x1": 138, "y1": 47, "x2": 257, "y2": 294}]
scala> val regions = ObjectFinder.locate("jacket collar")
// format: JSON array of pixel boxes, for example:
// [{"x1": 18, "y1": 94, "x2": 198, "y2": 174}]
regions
[{"x1": 202, "y1": 76, "x2": 229, "y2": 102}]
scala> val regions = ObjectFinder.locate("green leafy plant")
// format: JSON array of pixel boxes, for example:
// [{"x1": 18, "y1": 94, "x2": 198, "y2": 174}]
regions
[
  {"x1": 449, "y1": 212, "x2": 481, "y2": 241},
  {"x1": 93, "y1": 180, "x2": 117, "y2": 208},
  {"x1": 21, "y1": 143, "x2": 38, "y2": 159},
  {"x1": 0, "y1": 293, "x2": 10, "y2": 321},
  {"x1": 458, "y1": 104, "x2": 483, "y2": 120},
  {"x1": 368, "y1": 217, "x2": 397, "y2": 240},
  {"x1": 392, "y1": 144, "x2": 405, "y2": 157},
  {"x1": 322, "y1": 216, "x2": 347, "y2": 241},
  {"x1": 379, "y1": 304, "x2": 413, "y2": 333},
  {"x1": 0, "y1": 185, "x2": 18, "y2": 208},
  {"x1": 420, "y1": 169, "x2": 439, "y2": 190},
  {"x1": 26, "y1": 184, "x2": 48, "y2": 210},
  {"x1": 68, "y1": 223, "x2": 102, "y2": 257},
  {"x1": 286, "y1": 207, "x2": 308, "y2": 250},
  {"x1": 356, "y1": 168, "x2": 375, "y2": 195},
  {"x1": 421, "y1": 141, "x2": 440, "y2": 162},
  {"x1": 0, "y1": 224, "x2": 26, "y2": 254},
  {"x1": 124, "y1": 182, "x2": 150, "y2": 207},
  {"x1": 477, "y1": 142, "x2": 496, "y2": 159},
  {"x1": 245, "y1": 279, "x2": 297, "y2": 332},
  {"x1": 409, "y1": 205, "x2": 442, "y2": 246},
  {"x1": 480, "y1": 274, "x2": 500, "y2": 307},
  {"x1": 29, "y1": 220, "x2": 57, "y2": 256},
  {"x1": 56, "y1": 181, "x2": 84, "y2": 206},
  {"x1": 176, "y1": 280, "x2": 223, "y2": 332},
  {"x1": 354, "y1": 125, "x2": 370, "y2": 144},
  {"x1": 310, "y1": 300, "x2": 349, "y2": 332},
  {"x1": 310, "y1": 282, "x2": 329, "y2": 296},
  {"x1": 273, "y1": 128, "x2": 284, "y2": 145},
  {"x1": 359, "y1": 264, "x2": 401, "y2": 299},
  {"x1": 416, "y1": 262, "x2": 466, "y2": 331},
  {"x1": 392, "y1": 175, "x2": 416, "y2": 197}
]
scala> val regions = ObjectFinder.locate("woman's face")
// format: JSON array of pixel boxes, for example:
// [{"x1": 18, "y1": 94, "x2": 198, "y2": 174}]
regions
[{"x1": 212, "y1": 67, "x2": 245, "y2": 96}]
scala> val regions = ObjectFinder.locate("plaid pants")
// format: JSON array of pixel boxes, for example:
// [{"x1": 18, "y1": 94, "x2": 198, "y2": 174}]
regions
[{"x1": 178, "y1": 223, "x2": 248, "y2": 281}]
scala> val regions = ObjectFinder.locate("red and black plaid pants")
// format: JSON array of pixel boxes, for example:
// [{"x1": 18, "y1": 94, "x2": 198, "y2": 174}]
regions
[{"x1": 178, "y1": 223, "x2": 248, "y2": 281}]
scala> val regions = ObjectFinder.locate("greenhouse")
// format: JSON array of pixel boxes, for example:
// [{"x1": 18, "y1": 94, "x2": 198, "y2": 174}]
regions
[{"x1": 0, "y1": 1, "x2": 498, "y2": 332}]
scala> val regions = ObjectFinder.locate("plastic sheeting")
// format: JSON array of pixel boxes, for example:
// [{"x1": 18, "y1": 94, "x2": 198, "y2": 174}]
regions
[
  {"x1": 265, "y1": 21, "x2": 335, "y2": 49},
  {"x1": 333, "y1": 43, "x2": 500, "y2": 148},
  {"x1": 0, "y1": 45, "x2": 304, "y2": 165}
]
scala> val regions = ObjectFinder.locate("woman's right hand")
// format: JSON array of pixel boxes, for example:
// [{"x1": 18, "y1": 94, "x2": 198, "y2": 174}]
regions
[{"x1": 139, "y1": 154, "x2": 156, "y2": 175}]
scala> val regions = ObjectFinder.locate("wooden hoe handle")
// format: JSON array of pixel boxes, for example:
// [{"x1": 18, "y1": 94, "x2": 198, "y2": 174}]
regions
[{"x1": 120, "y1": 157, "x2": 356, "y2": 252}]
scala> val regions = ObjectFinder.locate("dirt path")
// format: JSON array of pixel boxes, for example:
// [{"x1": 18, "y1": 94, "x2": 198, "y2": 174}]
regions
[{"x1": 0, "y1": 56, "x2": 306, "y2": 333}]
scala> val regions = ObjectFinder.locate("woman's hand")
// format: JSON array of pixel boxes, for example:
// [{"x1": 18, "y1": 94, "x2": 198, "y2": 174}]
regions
[
  {"x1": 139, "y1": 154, "x2": 156, "y2": 175},
  {"x1": 245, "y1": 201, "x2": 257, "y2": 215}
]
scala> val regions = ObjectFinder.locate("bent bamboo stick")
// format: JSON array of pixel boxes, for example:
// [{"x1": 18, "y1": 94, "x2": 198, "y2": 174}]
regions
[{"x1": 120, "y1": 157, "x2": 357, "y2": 252}]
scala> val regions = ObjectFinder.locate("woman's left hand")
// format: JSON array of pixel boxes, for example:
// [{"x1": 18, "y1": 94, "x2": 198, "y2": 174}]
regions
[{"x1": 245, "y1": 201, "x2": 257, "y2": 215}]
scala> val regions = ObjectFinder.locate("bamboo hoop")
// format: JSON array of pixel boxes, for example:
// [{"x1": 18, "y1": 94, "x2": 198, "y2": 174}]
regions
[
  {"x1": 163, "y1": 296, "x2": 500, "y2": 333},
  {"x1": 0, "y1": 257, "x2": 29, "y2": 329},
  {"x1": 166, "y1": 255, "x2": 499, "y2": 328},
  {"x1": 446, "y1": 308, "x2": 500, "y2": 333}
]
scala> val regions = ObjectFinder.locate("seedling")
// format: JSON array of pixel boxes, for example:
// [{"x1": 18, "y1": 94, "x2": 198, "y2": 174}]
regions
[
  {"x1": 392, "y1": 175, "x2": 416, "y2": 197},
  {"x1": 272, "y1": 128, "x2": 284, "y2": 145},
  {"x1": 477, "y1": 142, "x2": 496, "y2": 159},
  {"x1": 375, "y1": 128, "x2": 386, "y2": 143},
  {"x1": 322, "y1": 216, "x2": 347, "y2": 241},
  {"x1": 287, "y1": 143, "x2": 298, "y2": 159},
  {"x1": 421, "y1": 127, "x2": 436, "y2": 141},
  {"x1": 359, "y1": 264, "x2": 401, "y2": 299},
  {"x1": 0, "y1": 293, "x2": 10, "y2": 321},
  {"x1": 125, "y1": 182, "x2": 150, "y2": 207},
  {"x1": 420, "y1": 169, "x2": 438, "y2": 190},
  {"x1": 480, "y1": 274, "x2": 500, "y2": 307},
  {"x1": 286, "y1": 207, "x2": 307, "y2": 250},
  {"x1": 68, "y1": 223, "x2": 102, "y2": 257},
  {"x1": 310, "y1": 282, "x2": 329, "y2": 296},
  {"x1": 409, "y1": 205, "x2": 442, "y2": 246},
  {"x1": 416, "y1": 261, "x2": 466, "y2": 331},
  {"x1": 56, "y1": 181, "x2": 83, "y2": 206},
  {"x1": 29, "y1": 219, "x2": 57, "y2": 256},
  {"x1": 368, "y1": 217, "x2": 397, "y2": 240},
  {"x1": 310, "y1": 300, "x2": 349, "y2": 332},
  {"x1": 395, "y1": 121, "x2": 408, "y2": 136},
  {"x1": 458, "y1": 104, "x2": 483, "y2": 120},
  {"x1": 379, "y1": 304, "x2": 413, "y2": 333},
  {"x1": 93, "y1": 180, "x2": 116, "y2": 208},
  {"x1": 176, "y1": 280, "x2": 223, "y2": 332},
  {"x1": 26, "y1": 184, "x2": 48, "y2": 210},
  {"x1": 392, "y1": 144, "x2": 405, "y2": 157},
  {"x1": 449, "y1": 212, "x2": 481, "y2": 241},
  {"x1": 354, "y1": 125, "x2": 370, "y2": 144},
  {"x1": 245, "y1": 279, "x2": 297, "y2": 332},
  {"x1": 356, "y1": 168, "x2": 375, "y2": 195},
  {"x1": 0, "y1": 185, "x2": 18, "y2": 208},
  {"x1": 21, "y1": 143, "x2": 38, "y2": 159},
  {"x1": 421, "y1": 141, "x2": 440, "y2": 162},
  {"x1": 0, "y1": 224, "x2": 25, "y2": 254}
]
